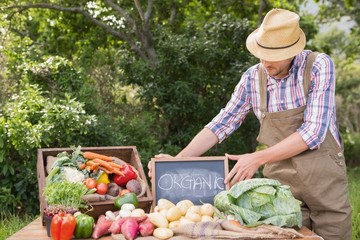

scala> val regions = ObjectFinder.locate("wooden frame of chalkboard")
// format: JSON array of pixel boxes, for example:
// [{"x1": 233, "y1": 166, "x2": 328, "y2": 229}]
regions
[{"x1": 151, "y1": 156, "x2": 229, "y2": 208}]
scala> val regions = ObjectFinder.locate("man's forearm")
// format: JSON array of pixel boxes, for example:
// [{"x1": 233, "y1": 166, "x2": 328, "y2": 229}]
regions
[
  {"x1": 176, "y1": 128, "x2": 218, "y2": 157},
  {"x1": 256, "y1": 131, "x2": 309, "y2": 165}
]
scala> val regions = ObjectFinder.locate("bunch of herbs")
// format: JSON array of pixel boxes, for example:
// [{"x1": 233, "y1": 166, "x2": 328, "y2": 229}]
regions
[{"x1": 43, "y1": 181, "x2": 89, "y2": 211}]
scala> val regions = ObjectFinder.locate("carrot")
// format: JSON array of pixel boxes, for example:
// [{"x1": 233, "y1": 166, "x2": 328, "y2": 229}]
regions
[
  {"x1": 229, "y1": 220, "x2": 242, "y2": 227},
  {"x1": 98, "y1": 166, "x2": 124, "y2": 176},
  {"x1": 86, "y1": 161, "x2": 100, "y2": 167},
  {"x1": 83, "y1": 151, "x2": 113, "y2": 162},
  {"x1": 92, "y1": 158, "x2": 125, "y2": 176},
  {"x1": 92, "y1": 158, "x2": 113, "y2": 169},
  {"x1": 86, "y1": 161, "x2": 95, "y2": 166},
  {"x1": 98, "y1": 166, "x2": 112, "y2": 174},
  {"x1": 110, "y1": 168, "x2": 124, "y2": 176},
  {"x1": 86, "y1": 165, "x2": 97, "y2": 171},
  {"x1": 108, "y1": 161, "x2": 124, "y2": 169},
  {"x1": 85, "y1": 160, "x2": 100, "y2": 171}
]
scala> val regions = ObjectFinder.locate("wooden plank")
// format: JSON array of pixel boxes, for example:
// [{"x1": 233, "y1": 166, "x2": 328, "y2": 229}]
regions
[{"x1": 8, "y1": 217, "x2": 323, "y2": 240}]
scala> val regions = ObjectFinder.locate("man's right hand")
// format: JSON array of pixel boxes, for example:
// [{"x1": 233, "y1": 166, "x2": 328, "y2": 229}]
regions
[{"x1": 147, "y1": 154, "x2": 174, "y2": 178}]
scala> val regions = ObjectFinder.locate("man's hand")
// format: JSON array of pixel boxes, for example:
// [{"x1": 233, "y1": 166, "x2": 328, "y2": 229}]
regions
[
  {"x1": 224, "y1": 133, "x2": 308, "y2": 186},
  {"x1": 224, "y1": 153, "x2": 262, "y2": 187},
  {"x1": 147, "y1": 154, "x2": 174, "y2": 178}
]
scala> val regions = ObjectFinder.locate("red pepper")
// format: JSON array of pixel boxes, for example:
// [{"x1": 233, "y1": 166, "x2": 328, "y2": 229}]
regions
[
  {"x1": 50, "y1": 212, "x2": 76, "y2": 240},
  {"x1": 113, "y1": 163, "x2": 137, "y2": 186}
]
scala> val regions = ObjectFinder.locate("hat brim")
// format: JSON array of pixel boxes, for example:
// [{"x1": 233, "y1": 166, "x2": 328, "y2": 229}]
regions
[{"x1": 246, "y1": 28, "x2": 306, "y2": 62}]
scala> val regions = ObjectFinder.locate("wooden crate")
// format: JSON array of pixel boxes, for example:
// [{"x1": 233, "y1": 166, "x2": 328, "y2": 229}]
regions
[{"x1": 37, "y1": 146, "x2": 153, "y2": 225}]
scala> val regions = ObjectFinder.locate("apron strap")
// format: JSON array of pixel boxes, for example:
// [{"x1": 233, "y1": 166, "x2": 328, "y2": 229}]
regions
[
  {"x1": 303, "y1": 52, "x2": 318, "y2": 101},
  {"x1": 258, "y1": 64, "x2": 267, "y2": 115},
  {"x1": 258, "y1": 51, "x2": 319, "y2": 114}
]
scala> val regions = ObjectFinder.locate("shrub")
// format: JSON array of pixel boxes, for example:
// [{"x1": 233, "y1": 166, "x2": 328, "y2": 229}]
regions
[{"x1": 0, "y1": 84, "x2": 97, "y2": 215}]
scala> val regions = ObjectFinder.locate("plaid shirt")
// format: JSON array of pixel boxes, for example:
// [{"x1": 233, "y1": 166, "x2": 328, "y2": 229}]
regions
[{"x1": 206, "y1": 50, "x2": 341, "y2": 150}]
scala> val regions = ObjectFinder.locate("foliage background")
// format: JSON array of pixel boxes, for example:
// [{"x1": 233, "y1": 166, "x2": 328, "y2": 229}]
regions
[{"x1": 0, "y1": 3, "x2": 358, "y2": 237}]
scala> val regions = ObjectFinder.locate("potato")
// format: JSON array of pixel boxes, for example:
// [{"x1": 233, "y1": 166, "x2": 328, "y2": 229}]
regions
[
  {"x1": 153, "y1": 227, "x2": 174, "y2": 239},
  {"x1": 166, "y1": 206, "x2": 182, "y2": 222},
  {"x1": 185, "y1": 211, "x2": 201, "y2": 222},
  {"x1": 160, "y1": 209, "x2": 168, "y2": 217},
  {"x1": 157, "y1": 198, "x2": 176, "y2": 210},
  {"x1": 168, "y1": 220, "x2": 180, "y2": 229},
  {"x1": 187, "y1": 205, "x2": 201, "y2": 215},
  {"x1": 131, "y1": 208, "x2": 145, "y2": 217},
  {"x1": 148, "y1": 212, "x2": 169, "y2": 228},
  {"x1": 119, "y1": 209, "x2": 132, "y2": 218},
  {"x1": 154, "y1": 206, "x2": 160, "y2": 212},
  {"x1": 121, "y1": 203, "x2": 136, "y2": 211},
  {"x1": 179, "y1": 217, "x2": 194, "y2": 226},
  {"x1": 201, "y1": 215, "x2": 213, "y2": 222},
  {"x1": 176, "y1": 200, "x2": 194, "y2": 215},
  {"x1": 200, "y1": 203, "x2": 214, "y2": 216}
]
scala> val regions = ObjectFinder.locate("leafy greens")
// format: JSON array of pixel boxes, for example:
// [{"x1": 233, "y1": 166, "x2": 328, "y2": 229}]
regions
[{"x1": 214, "y1": 178, "x2": 302, "y2": 227}]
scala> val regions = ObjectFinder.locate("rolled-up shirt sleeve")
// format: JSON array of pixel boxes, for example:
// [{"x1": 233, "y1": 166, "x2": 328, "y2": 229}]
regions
[
  {"x1": 205, "y1": 72, "x2": 252, "y2": 143},
  {"x1": 297, "y1": 54, "x2": 337, "y2": 150}
]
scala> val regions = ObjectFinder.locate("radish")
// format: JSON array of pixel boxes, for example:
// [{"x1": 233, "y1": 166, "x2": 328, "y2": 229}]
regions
[
  {"x1": 108, "y1": 218, "x2": 127, "y2": 234},
  {"x1": 139, "y1": 218, "x2": 154, "y2": 236},
  {"x1": 92, "y1": 215, "x2": 113, "y2": 239},
  {"x1": 121, "y1": 218, "x2": 139, "y2": 240}
]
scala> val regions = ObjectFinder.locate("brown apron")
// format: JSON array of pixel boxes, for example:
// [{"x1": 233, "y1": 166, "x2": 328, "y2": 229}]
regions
[{"x1": 256, "y1": 53, "x2": 352, "y2": 240}]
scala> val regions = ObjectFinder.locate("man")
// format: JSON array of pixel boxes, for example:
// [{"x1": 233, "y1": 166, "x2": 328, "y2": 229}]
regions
[{"x1": 150, "y1": 8, "x2": 352, "y2": 239}]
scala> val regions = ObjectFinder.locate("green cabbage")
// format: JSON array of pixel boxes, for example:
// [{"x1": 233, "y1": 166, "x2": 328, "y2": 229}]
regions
[{"x1": 214, "y1": 178, "x2": 302, "y2": 228}]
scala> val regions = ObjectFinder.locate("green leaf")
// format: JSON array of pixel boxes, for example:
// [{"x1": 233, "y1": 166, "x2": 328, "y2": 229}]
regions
[{"x1": 229, "y1": 178, "x2": 281, "y2": 199}]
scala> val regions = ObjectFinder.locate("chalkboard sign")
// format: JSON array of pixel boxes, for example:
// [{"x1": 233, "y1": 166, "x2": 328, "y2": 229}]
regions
[{"x1": 151, "y1": 157, "x2": 229, "y2": 207}]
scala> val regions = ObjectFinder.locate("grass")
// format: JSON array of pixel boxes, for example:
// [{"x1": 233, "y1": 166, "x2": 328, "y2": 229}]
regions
[
  {"x1": 348, "y1": 167, "x2": 360, "y2": 239},
  {"x1": 1, "y1": 168, "x2": 359, "y2": 239},
  {"x1": 0, "y1": 213, "x2": 36, "y2": 240}
]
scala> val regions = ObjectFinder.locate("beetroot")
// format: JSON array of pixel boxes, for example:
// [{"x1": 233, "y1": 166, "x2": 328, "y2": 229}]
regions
[
  {"x1": 92, "y1": 215, "x2": 113, "y2": 239},
  {"x1": 138, "y1": 218, "x2": 154, "y2": 237},
  {"x1": 121, "y1": 218, "x2": 139, "y2": 240}
]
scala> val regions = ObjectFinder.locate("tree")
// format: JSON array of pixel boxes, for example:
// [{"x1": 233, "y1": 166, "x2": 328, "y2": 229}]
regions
[
  {"x1": 2, "y1": 0, "x2": 157, "y2": 65},
  {"x1": 310, "y1": 0, "x2": 360, "y2": 165},
  {"x1": 313, "y1": 0, "x2": 360, "y2": 61}
]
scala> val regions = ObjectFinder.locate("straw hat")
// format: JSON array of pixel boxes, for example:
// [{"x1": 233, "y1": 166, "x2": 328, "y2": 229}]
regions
[{"x1": 246, "y1": 8, "x2": 306, "y2": 61}]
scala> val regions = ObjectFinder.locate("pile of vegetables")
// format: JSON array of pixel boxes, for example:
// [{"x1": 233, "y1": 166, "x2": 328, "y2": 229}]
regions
[
  {"x1": 147, "y1": 198, "x2": 215, "y2": 239},
  {"x1": 214, "y1": 178, "x2": 302, "y2": 228},
  {"x1": 45, "y1": 146, "x2": 147, "y2": 204},
  {"x1": 43, "y1": 146, "x2": 305, "y2": 239},
  {"x1": 43, "y1": 146, "x2": 150, "y2": 239},
  {"x1": 50, "y1": 211, "x2": 95, "y2": 240},
  {"x1": 90, "y1": 193, "x2": 155, "y2": 240}
]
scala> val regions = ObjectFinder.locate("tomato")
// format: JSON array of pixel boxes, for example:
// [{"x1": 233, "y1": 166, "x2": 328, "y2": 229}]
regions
[
  {"x1": 96, "y1": 183, "x2": 108, "y2": 195},
  {"x1": 84, "y1": 178, "x2": 97, "y2": 189}
]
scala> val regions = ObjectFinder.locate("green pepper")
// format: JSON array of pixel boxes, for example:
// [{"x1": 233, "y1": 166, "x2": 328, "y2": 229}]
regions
[{"x1": 74, "y1": 213, "x2": 94, "y2": 238}]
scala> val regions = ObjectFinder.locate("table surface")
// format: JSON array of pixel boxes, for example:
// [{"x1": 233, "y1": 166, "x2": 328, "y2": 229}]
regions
[{"x1": 8, "y1": 217, "x2": 323, "y2": 240}]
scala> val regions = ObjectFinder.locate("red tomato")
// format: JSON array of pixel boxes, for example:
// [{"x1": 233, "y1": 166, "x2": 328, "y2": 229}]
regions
[
  {"x1": 84, "y1": 178, "x2": 97, "y2": 189},
  {"x1": 96, "y1": 183, "x2": 108, "y2": 195}
]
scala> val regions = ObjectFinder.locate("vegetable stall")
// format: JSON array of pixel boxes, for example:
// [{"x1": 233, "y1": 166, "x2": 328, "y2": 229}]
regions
[{"x1": 8, "y1": 146, "x2": 322, "y2": 240}]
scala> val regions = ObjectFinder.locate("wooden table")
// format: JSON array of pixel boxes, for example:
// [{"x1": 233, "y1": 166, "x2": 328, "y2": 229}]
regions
[{"x1": 8, "y1": 217, "x2": 323, "y2": 240}]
